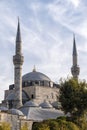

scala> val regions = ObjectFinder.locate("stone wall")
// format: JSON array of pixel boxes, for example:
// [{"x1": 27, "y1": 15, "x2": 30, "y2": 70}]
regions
[
  {"x1": 23, "y1": 85, "x2": 59, "y2": 104},
  {"x1": 0, "y1": 112, "x2": 33, "y2": 130},
  {"x1": 4, "y1": 85, "x2": 59, "y2": 107}
]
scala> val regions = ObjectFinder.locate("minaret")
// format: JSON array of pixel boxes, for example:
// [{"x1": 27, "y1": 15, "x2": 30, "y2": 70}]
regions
[
  {"x1": 71, "y1": 34, "x2": 80, "y2": 79},
  {"x1": 13, "y1": 19, "x2": 24, "y2": 108}
]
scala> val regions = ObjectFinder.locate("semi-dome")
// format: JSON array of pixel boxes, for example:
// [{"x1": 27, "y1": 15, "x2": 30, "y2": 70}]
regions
[
  {"x1": 6, "y1": 91, "x2": 29, "y2": 101},
  {"x1": 9, "y1": 108, "x2": 24, "y2": 116},
  {"x1": 39, "y1": 101, "x2": 53, "y2": 109},
  {"x1": 24, "y1": 100, "x2": 39, "y2": 107},
  {"x1": 6, "y1": 93, "x2": 15, "y2": 100},
  {"x1": 0, "y1": 106, "x2": 8, "y2": 112},
  {"x1": 22, "y1": 71, "x2": 51, "y2": 82}
]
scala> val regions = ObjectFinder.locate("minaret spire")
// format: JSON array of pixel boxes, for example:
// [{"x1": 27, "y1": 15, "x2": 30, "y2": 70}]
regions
[
  {"x1": 73, "y1": 34, "x2": 77, "y2": 56},
  {"x1": 13, "y1": 18, "x2": 24, "y2": 108},
  {"x1": 73, "y1": 34, "x2": 77, "y2": 66},
  {"x1": 33, "y1": 65, "x2": 36, "y2": 72},
  {"x1": 71, "y1": 34, "x2": 80, "y2": 79},
  {"x1": 16, "y1": 17, "x2": 21, "y2": 43},
  {"x1": 16, "y1": 17, "x2": 22, "y2": 55}
]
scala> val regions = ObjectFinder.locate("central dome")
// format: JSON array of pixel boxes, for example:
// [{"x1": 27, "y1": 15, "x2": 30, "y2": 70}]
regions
[{"x1": 22, "y1": 71, "x2": 51, "y2": 82}]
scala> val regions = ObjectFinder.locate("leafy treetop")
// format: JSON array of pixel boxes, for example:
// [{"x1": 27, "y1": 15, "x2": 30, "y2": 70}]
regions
[{"x1": 59, "y1": 78, "x2": 87, "y2": 118}]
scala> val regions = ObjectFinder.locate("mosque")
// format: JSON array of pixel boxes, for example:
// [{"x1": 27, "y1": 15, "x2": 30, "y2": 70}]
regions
[{"x1": 0, "y1": 20, "x2": 80, "y2": 130}]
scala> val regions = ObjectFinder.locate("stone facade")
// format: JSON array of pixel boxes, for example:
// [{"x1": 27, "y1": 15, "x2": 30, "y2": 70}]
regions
[
  {"x1": 23, "y1": 85, "x2": 59, "y2": 104},
  {"x1": 0, "y1": 112, "x2": 33, "y2": 130},
  {"x1": 4, "y1": 85, "x2": 59, "y2": 107}
]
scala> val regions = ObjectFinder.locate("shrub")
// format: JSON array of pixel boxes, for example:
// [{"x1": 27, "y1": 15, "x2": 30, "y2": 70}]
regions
[
  {"x1": 32, "y1": 118, "x2": 80, "y2": 130},
  {"x1": 0, "y1": 122, "x2": 10, "y2": 130},
  {"x1": 21, "y1": 123, "x2": 28, "y2": 130}
]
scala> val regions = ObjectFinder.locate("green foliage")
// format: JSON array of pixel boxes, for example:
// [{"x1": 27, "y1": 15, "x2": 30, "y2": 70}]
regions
[
  {"x1": 46, "y1": 120, "x2": 59, "y2": 130},
  {"x1": 65, "y1": 121, "x2": 80, "y2": 130},
  {"x1": 0, "y1": 122, "x2": 10, "y2": 130},
  {"x1": 75, "y1": 116, "x2": 87, "y2": 130},
  {"x1": 21, "y1": 123, "x2": 28, "y2": 130},
  {"x1": 32, "y1": 122, "x2": 50, "y2": 130},
  {"x1": 81, "y1": 120, "x2": 87, "y2": 130},
  {"x1": 59, "y1": 78, "x2": 87, "y2": 118},
  {"x1": 32, "y1": 118, "x2": 80, "y2": 130}
]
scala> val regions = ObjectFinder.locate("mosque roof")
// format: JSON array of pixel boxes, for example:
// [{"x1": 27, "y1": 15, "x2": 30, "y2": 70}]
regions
[
  {"x1": 39, "y1": 101, "x2": 53, "y2": 108},
  {"x1": 24, "y1": 100, "x2": 39, "y2": 107},
  {"x1": 22, "y1": 71, "x2": 51, "y2": 82},
  {"x1": 6, "y1": 91, "x2": 29, "y2": 101},
  {"x1": 6, "y1": 93, "x2": 15, "y2": 100},
  {"x1": 20, "y1": 107, "x2": 64, "y2": 121},
  {"x1": 0, "y1": 106, "x2": 8, "y2": 112},
  {"x1": 8, "y1": 108, "x2": 24, "y2": 116}
]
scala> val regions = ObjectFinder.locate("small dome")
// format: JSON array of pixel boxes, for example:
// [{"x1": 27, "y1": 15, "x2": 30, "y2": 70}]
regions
[
  {"x1": 52, "y1": 101, "x2": 62, "y2": 109},
  {"x1": 39, "y1": 101, "x2": 53, "y2": 108},
  {"x1": 22, "y1": 71, "x2": 51, "y2": 82},
  {"x1": 0, "y1": 106, "x2": 8, "y2": 112},
  {"x1": 9, "y1": 108, "x2": 24, "y2": 116},
  {"x1": 24, "y1": 100, "x2": 38, "y2": 107}
]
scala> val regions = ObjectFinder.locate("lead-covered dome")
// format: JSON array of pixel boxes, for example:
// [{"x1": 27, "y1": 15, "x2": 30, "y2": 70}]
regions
[
  {"x1": 22, "y1": 68, "x2": 53, "y2": 87},
  {"x1": 6, "y1": 91, "x2": 29, "y2": 101},
  {"x1": 39, "y1": 101, "x2": 53, "y2": 109},
  {"x1": 24, "y1": 100, "x2": 39, "y2": 107},
  {"x1": 22, "y1": 71, "x2": 51, "y2": 82},
  {"x1": 9, "y1": 108, "x2": 24, "y2": 116},
  {"x1": 0, "y1": 106, "x2": 8, "y2": 112}
]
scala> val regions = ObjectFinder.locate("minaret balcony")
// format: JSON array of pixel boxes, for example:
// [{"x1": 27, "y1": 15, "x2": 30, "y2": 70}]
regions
[
  {"x1": 13, "y1": 54, "x2": 24, "y2": 65},
  {"x1": 71, "y1": 65, "x2": 80, "y2": 76}
]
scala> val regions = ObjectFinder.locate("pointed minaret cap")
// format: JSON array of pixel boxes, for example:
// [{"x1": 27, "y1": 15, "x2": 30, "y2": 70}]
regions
[
  {"x1": 16, "y1": 17, "x2": 21, "y2": 42},
  {"x1": 73, "y1": 33, "x2": 77, "y2": 56},
  {"x1": 32, "y1": 65, "x2": 36, "y2": 72}
]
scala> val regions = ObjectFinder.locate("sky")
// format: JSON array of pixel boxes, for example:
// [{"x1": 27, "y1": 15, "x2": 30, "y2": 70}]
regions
[{"x1": 0, "y1": 0, "x2": 87, "y2": 102}]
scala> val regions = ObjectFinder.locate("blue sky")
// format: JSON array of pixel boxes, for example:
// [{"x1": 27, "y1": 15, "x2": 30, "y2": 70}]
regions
[{"x1": 0, "y1": 0, "x2": 87, "y2": 102}]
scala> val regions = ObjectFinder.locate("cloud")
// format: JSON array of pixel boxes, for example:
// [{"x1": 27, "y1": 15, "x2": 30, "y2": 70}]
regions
[
  {"x1": 68, "y1": 0, "x2": 80, "y2": 7},
  {"x1": 46, "y1": 0, "x2": 87, "y2": 39},
  {"x1": 0, "y1": 0, "x2": 87, "y2": 103}
]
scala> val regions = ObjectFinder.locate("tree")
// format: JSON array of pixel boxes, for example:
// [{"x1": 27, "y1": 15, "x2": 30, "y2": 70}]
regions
[
  {"x1": 59, "y1": 78, "x2": 87, "y2": 119},
  {"x1": 32, "y1": 122, "x2": 50, "y2": 130},
  {"x1": 21, "y1": 123, "x2": 28, "y2": 130},
  {"x1": 0, "y1": 122, "x2": 10, "y2": 130},
  {"x1": 46, "y1": 120, "x2": 59, "y2": 130},
  {"x1": 32, "y1": 118, "x2": 80, "y2": 130}
]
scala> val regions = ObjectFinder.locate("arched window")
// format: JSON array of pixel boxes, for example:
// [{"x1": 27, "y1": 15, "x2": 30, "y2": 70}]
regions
[
  {"x1": 40, "y1": 81, "x2": 44, "y2": 86},
  {"x1": 31, "y1": 94, "x2": 34, "y2": 99},
  {"x1": 9, "y1": 100, "x2": 13, "y2": 109},
  {"x1": 51, "y1": 93, "x2": 54, "y2": 99}
]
